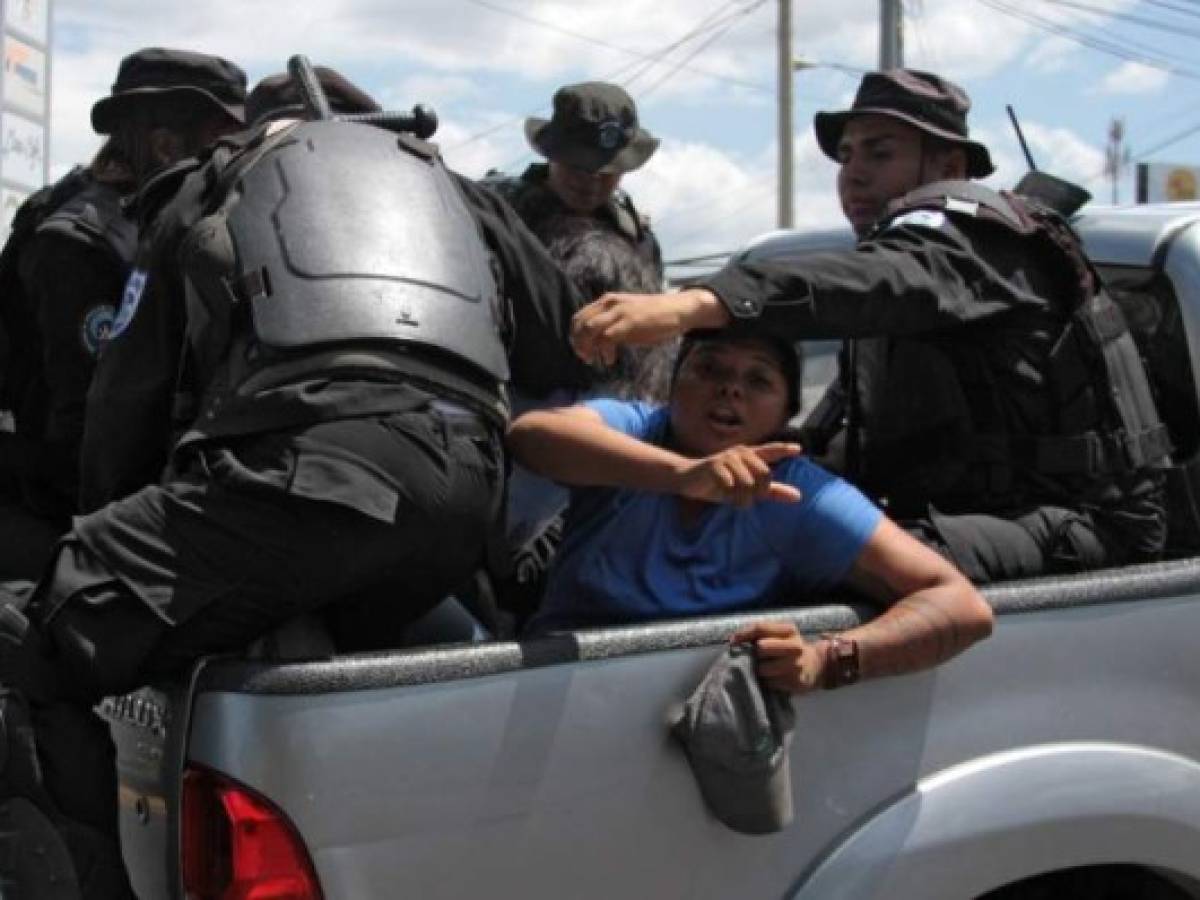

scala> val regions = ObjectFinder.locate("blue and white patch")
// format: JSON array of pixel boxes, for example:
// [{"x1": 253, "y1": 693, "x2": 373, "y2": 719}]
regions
[
  {"x1": 597, "y1": 119, "x2": 625, "y2": 150},
  {"x1": 885, "y1": 209, "x2": 947, "y2": 232},
  {"x1": 80, "y1": 304, "x2": 116, "y2": 356},
  {"x1": 110, "y1": 268, "x2": 147, "y2": 341}
]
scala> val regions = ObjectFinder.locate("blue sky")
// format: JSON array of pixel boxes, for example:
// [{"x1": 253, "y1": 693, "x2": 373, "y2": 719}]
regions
[{"x1": 47, "y1": 0, "x2": 1200, "y2": 264}]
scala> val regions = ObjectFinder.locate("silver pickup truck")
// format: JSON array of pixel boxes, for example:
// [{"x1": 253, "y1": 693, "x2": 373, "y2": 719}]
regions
[{"x1": 106, "y1": 202, "x2": 1200, "y2": 900}]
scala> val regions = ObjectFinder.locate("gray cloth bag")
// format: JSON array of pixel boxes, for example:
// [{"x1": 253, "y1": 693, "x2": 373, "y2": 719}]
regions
[{"x1": 669, "y1": 642, "x2": 796, "y2": 834}]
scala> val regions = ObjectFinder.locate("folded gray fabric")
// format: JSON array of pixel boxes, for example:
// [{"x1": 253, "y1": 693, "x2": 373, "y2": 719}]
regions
[{"x1": 670, "y1": 642, "x2": 796, "y2": 834}]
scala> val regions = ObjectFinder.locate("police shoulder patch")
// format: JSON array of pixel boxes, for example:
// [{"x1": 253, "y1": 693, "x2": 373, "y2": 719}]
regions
[
  {"x1": 80, "y1": 304, "x2": 116, "y2": 356},
  {"x1": 110, "y1": 268, "x2": 148, "y2": 341},
  {"x1": 885, "y1": 209, "x2": 947, "y2": 232}
]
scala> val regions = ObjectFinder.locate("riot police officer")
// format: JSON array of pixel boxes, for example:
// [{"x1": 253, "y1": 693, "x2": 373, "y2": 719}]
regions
[
  {"x1": 78, "y1": 64, "x2": 379, "y2": 512},
  {"x1": 0, "y1": 48, "x2": 246, "y2": 578},
  {"x1": 571, "y1": 69, "x2": 1169, "y2": 584},
  {"x1": 484, "y1": 81, "x2": 664, "y2": 285},
  {"x1": 0, "y1": 62, "x2": 592, "y2": 898}
]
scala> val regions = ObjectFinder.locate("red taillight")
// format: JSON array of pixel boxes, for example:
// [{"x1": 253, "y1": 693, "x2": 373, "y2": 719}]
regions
[{"x1": 182, "y1": 765, "x2": 323, "y2": 900}]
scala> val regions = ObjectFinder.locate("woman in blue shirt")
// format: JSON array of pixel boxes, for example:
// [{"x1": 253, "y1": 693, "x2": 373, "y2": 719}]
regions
[{"x1": 508, "y1": 332, "x2": 993, "y2": 694}]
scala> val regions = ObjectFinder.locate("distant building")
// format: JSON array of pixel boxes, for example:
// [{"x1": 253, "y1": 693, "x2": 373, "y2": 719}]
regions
[{"x1": 0, "y1": 0, "x2": 51, "y2": 241}]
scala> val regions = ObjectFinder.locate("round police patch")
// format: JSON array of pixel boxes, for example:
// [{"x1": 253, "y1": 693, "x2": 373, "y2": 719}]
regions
[
  {"x1": 597, "y1": 120, "x2": 624, "y2": 150},
  {"x1": 80, "y1": 305, "x2": 116, "y2": 356}
]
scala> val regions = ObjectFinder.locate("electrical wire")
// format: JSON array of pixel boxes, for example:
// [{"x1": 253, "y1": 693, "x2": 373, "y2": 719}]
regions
[
  {"x1": 462, "y1": 0, "x2": 768, "y2": 93},
  {"x1": 976, "y1": 0, "x2": 1200, "y2": 80},
  {"x1": 448, "y1": 1, "x2": 761, "y2": 152},
  {"x1": 636, "y1": 0, "x2": 769, "y2": 100},
  {"x1": 1041, "y1": 0, "x2": 1200, "y2": 41}
]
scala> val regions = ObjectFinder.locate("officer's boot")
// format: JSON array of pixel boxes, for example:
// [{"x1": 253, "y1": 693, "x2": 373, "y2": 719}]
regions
[
  {"x1": 0, "y1": 602, "x2": 134, "y2": 898},
  {"x1": 0, "y1": 691, "x2": 81, "y2": 899}
]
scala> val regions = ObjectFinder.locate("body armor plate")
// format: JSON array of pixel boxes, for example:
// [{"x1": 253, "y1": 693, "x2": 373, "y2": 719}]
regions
[{"x1": 225, "y1": 120, "x2": 509, "y2": 381}]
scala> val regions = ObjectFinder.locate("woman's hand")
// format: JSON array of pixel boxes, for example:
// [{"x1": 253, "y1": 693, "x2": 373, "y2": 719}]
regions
[
  {"x1": 571, "y1": 288, "x2": 731, "y2": 366},
  {"x1": 732, "y1": 621, "x2": 826, "y2": 695},
  {"x1": 673, "y1": 443, "x2": 803, "y2": 507}
]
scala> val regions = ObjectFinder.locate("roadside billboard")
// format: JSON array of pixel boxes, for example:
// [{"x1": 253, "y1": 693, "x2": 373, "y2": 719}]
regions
[
  {"x1": 1136, "y1": 162, "x2": 1200, "y2": 203},
  {"x1": 0, "y1": 0, "x2": 50, "y2": 242}
]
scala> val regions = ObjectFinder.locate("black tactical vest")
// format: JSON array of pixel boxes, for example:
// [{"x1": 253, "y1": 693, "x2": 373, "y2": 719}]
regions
[
  {"x1": 483, "y1": 165, "x2": 663, "y2": 282},
  {"x1": 847, "y1": 180, "x2": 1170, "y2": 519},
  {"x1": 0, "y1": 170, "x2": 135, "y2": 437},
  {"x1": 177, "y1": 120, "x2": 511, "y2": 424}
]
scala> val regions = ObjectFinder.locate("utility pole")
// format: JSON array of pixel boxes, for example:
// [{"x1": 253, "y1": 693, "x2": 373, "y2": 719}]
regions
[
  {"x1": 880, "y1": 0, "x2": 904, "y2": 69},
  {"x1": 777, "y1": 0, "x2": 794, "y2": 229},
  {"x1": 1104, "y1": 117, "x2": 1130, "y2": 205}
]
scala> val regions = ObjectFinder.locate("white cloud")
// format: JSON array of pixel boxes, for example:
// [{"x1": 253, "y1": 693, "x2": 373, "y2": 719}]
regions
[
  {"x1": 1099, "y1": 61, "x2": 1170, "y2": 96},
  {"x1": 1024, "y1": 35, "x2": 1080, "y2": 74},
  {"x1": 621, "y1": 129, "x2": 843, "y2": 262}
]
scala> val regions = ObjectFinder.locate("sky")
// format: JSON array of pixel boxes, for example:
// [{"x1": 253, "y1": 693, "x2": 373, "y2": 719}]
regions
[{"x1": 38, "y1": 0, "x2": 1200, "y2": 269}]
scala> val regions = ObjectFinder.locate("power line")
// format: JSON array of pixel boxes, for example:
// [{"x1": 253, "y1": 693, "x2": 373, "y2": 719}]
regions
[
  {"x1": 1041, "y1": 0, "x2": 1200, "y2": 41},
  {"x1": 977, "y1": 0, "x2": 1200, "y2": 80},
  {"x1": 620, "y1": 1, "x2": 763, "y2": 91},
  {"x1": 1133, "y1": 117, "x2": 1200, "y2": 162},
  {"x1": 461, "y1": 0, "x2": 769, "y2": 94},
  {"x1": 637, "y1": 0, "x2": 769, "y2": 100},
  {"x1": 448, "y1": 1, "x2": 761, "y2": 152},
  {"x1": 1082, "y1": 115, "x2": 1200, "y2": 186},
  {"x1": 1139, "y1": 0, "x2": 1200, "y2": 21}
]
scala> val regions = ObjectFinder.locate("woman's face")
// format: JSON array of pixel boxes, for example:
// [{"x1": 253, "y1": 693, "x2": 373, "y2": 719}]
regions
[{"x1": 669, "y1": 339, "x2": 791, "y2": 457}]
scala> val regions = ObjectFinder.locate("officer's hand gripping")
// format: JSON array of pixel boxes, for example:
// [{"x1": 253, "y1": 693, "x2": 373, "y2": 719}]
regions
[{"x1": 571, "y1": 288, "x2": 731, "y2": 366}]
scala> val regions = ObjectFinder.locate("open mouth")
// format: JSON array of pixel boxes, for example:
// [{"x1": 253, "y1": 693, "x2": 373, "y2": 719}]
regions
[{"x1": 707, "y1": 406, "x2": 743, "y2": 432}]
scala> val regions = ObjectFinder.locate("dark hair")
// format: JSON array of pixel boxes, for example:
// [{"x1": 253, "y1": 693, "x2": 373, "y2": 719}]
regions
[
  {"x1": 672, "y1": 331, "x2": 803, "y2": 417},
  {"x1": 540, "y1": 214, "x2": 661, "y2": 296},
  {"x1": 105, "y1": 93, "x2": 227, "y2": 185},
  {"x1": 541, "y1": 215, "x2": 674, "y2": 402}
]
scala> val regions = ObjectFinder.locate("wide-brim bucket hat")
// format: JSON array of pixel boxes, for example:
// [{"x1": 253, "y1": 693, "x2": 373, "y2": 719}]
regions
[
  {"x1": 525, "y1": 81, "x2": 659, "y2": 175},
  {"x1": 814, "y1": 69, "x2": 994, "y2": 178},
  {"x1": 91, "y1": 47, "x2": 247, "y2": 135}
]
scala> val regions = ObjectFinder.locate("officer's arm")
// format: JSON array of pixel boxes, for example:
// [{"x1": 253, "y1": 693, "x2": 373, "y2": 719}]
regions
[
  {"x1": 702, "y1": 221, "x2": 1043, "y2": 340},
  {"x1": 452, "y1": 174, "x2": 594, "y2": 397},
  {"x1": 26, "y1": 235, "x2": 126, "y2": 493},
  {"x1": 78, "y1": 263, "x2": 184, "y2": 512}
]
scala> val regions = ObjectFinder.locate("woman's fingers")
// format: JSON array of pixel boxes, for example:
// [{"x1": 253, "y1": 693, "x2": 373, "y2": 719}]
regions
[
  {"x1": 731, "y1": 621, "x2": 800, "y2": 644},
  {"x1": 754, "y1": 442, "x2": 803, "y2": 464}
]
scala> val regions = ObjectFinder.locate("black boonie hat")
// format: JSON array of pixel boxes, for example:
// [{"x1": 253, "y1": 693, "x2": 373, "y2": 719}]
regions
[
  {"x1": 246, "y1": 66, "x2": 381, "y2": 125},
  {"x1": 91, "y1": 47, "x2": 247, "y2": 135},
  {"x1": 815, "y1": 69, "x2": 994, "y2": 178},
  {"x1": 525, "y1": 82, "x2": 659, "y2": 175}
]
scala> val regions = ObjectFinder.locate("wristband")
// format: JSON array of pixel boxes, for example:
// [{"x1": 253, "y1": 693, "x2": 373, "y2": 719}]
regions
[{"x1": 821, "y1": 633, "x2": 860, "y2": 690}]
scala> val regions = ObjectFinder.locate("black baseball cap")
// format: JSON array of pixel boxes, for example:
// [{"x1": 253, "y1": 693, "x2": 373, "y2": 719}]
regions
[
  {"x1": 91, "y1": 47, "x2": 247, "y2": 135},
  {"x1": 670, "y1": 643, "x2": 796, "y2": 835},
  {"x1": 815, "y1": 69, "x2": 994, "y2": 178},
  {"x1": 525, "y1": 82, "x2": 659, "y2": 175},
  {"x1": 246, "y1": 66, "x2": 381, "y2": 125}
]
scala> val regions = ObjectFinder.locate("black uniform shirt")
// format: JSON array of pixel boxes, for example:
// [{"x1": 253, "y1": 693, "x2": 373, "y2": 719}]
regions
[
  {"x1": 486, "y1": 163, "x2": 664, "y2": 283},
  {"x1": 14, "y1": 178, "x2": 135, "y2": 518},
  {"x1": 701, "y1": 206, "x2": 1074, "y2": 512},
  {"x1": 702, "y1": 210, "x2": 1054, "y2": 339}
]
